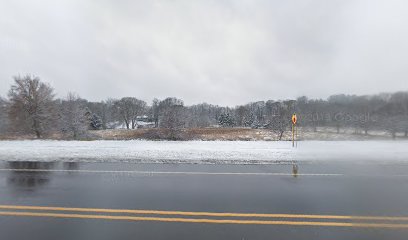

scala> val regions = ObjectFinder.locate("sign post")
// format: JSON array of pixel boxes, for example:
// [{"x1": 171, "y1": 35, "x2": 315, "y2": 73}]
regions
[{"x1": 291, "y1": 113, "x2": 297, "y2": 147}]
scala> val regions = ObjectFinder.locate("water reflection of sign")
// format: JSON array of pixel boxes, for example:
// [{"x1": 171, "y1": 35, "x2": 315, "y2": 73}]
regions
[{"x1": 292, "y1": 164, "x2": 298, "y2": 178}]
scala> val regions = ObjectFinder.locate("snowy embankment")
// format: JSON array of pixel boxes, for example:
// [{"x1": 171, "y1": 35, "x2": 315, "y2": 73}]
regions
[{"x1": 0, "y1": 140, "x2": 407, "y2": 164}]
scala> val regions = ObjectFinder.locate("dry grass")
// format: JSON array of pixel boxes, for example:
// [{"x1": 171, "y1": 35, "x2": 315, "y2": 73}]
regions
[
  {"x1": 91, "y1": 127, "x2": 400, "y2": 141},
  {"x1": 92, "y1": 129, "x2": 151, "y2": 140},
  {"x1": 187, "y1": 128, "x2": 274, "y2": 141},
  {"x1": 91, "y1": 128, "x2": 282, "y2": 141},
  {"x1": 1, "y1": 127, "x2": 402, "y2": 141}
]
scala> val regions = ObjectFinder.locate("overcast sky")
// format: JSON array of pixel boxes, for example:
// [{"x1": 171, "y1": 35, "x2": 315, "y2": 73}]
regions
[{"x1": 1, "y1": 0, "x2": 407, "y2": 106}]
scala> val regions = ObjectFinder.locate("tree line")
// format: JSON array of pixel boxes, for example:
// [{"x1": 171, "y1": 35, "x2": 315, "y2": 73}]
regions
[{"x1": 0, "y1": 75, "x2": 407, "y2": 139}]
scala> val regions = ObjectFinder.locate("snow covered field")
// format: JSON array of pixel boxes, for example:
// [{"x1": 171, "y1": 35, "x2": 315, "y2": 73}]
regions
[{"x1": 0, "y1": 140, "x2": 407, "y2": 164}]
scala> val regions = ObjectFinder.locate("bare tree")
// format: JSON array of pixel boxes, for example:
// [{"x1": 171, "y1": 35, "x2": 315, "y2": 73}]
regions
[
  {"x1": 113, "y1": 97, "x2": 146, "y2": 129},
  {"x1": 101, "y1": 98, "x2": 119, "y2": 129},
  {"x1": 113, "y1": 98, "x2": 131, "y2": 129},
  {"x1": 152, "y1": 98, "x2": 160, "y2": 128},
  {"x1": 266, "y1": 100, "x2": 295, "y2": 140},
  {"x1": 0, "y1": 97, "x2": 10, "y2": 134},
  {"x1": 235, "y1": 105, "x2": 248, "y2": 126},
  {"x1": 59, "y1": 93, "x2": 89, "y2": 139},
  {"x1": 159, "y1": 97, "x2": 186, "y2": 139},
  {"x1": 8, "y1": 75, "x2": 56, "y2": 138},
  {"x1": 185, "y1": 103, "x2": 212, "y2": 128},
  {"x1": 130, "y1": 99, "x2": 146, "y2": 129}
]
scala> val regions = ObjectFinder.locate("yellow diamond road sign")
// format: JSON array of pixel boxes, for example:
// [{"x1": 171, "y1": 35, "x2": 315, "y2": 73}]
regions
[{"x1": 292, "y1": 114, "x2": 297, "y2": 125}]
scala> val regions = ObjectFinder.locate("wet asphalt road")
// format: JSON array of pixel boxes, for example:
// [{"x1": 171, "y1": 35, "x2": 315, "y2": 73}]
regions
[{"x1": 0, "y1": 161, "x2": 408, "y2": 240}]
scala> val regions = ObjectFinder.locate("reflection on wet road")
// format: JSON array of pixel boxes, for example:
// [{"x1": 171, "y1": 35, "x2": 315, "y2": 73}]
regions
[
  {"x1": 6, "y1": 162, "x2": 55, "y2": 190},
  {"x1": 1, "y1": 161, "x2": 408, "y2": 240}
]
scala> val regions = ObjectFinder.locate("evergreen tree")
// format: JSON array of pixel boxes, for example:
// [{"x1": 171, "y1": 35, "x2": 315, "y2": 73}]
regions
[
  {"x1": 89, "y1": 113, "x2": 103, "y2": 130},
  {"x1": 219, "y1": 113, "x2": 235, "y2": 127}
]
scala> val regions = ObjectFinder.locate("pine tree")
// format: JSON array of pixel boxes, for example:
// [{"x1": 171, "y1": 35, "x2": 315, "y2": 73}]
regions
[
  {"x1": 89, "y1": 113, "x2": 103, "y2": 130},
  {"x1": 219, "y1": 113, "x2": 235, "y2": 127}
]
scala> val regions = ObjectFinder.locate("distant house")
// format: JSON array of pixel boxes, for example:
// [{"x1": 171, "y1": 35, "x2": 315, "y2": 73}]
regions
[
  {"x1": 136, "y1": 115, "x2": 150, "y2": 122},
  {"x1": 106, "y1": 115, "x2": 155, "y2": 129},
  {"x1": 136, "y1": 121, "x2": 155, "y2": 129}
]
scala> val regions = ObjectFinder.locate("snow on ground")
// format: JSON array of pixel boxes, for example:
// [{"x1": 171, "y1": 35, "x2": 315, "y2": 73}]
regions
[
  {"x1": 297, "y1": 141, "x2": 408, "y2": 163},
  {"x1": 0, "y1": 140, "x2": 407, "y2": 164}
]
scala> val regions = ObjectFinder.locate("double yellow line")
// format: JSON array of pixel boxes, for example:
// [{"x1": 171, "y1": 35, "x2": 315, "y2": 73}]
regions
[{"x1": 0, "y1": 205, "x2": 408, "y2": 229}]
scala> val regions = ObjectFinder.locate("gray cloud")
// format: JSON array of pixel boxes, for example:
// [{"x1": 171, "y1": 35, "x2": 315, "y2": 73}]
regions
[{"x1": 1, "y1": 0, "x2": 407, "y2": 105}]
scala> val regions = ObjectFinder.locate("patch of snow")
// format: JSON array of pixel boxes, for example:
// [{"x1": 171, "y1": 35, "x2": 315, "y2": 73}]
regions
[
  {"x1": 296, "y1": 141, "x2": 408, "y2": 163},
  {"x1": 0, "y1": 140, "x2": 407, "y2": 164}
]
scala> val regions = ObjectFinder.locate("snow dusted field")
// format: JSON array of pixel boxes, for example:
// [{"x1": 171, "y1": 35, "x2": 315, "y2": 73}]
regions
[{"x1": 0, "y1": 140, "x2": 407, "y2": 164}]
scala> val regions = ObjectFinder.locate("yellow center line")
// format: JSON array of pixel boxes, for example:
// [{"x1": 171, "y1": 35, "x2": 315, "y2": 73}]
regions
[
  {"x1": 0, "y1": 205, "x2": 407, "y2": 221},
  {"x1": 0, "y1": 211, "x2": 408, "y2": 228}
]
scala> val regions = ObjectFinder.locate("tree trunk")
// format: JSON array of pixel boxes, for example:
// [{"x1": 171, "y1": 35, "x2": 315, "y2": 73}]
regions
[
  {"x1": 278, "y1": 131, "x2": 284, "y2": 140},
  {"x1": 35, "y1": 130, "x2": 41, "y2": 138},
  {"x1": 33, "y1": 120, "x2": 41, "y2": 138}
]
